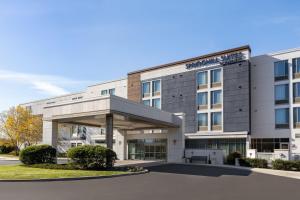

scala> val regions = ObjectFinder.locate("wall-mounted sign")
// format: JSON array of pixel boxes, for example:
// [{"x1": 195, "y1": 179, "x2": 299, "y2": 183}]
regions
[{"x1": 186, "y1": 52, "x2": 247, "y2": 70}]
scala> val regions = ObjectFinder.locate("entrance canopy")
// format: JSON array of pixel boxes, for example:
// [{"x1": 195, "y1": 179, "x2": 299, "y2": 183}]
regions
[{"x1": 43, "y1": 95, "x2": 182, "y2": 130}]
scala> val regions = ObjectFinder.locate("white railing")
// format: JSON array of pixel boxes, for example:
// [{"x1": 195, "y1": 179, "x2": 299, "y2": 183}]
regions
[{"x1": 257, "y1": 153, "x2": 275, "y2": 161}]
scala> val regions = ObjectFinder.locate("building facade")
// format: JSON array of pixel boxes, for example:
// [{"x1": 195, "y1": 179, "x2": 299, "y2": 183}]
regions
[{"x1": 21, "y1": 45, "x2": 300, "y2": 162}]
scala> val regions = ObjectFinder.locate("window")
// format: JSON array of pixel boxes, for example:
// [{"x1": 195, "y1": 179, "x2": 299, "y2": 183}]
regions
[
  {"x1": 152, "y1": 98, "x2": 161, "y2": 109},
  {"x1": 211, "y1": 69, "x2": 221, "y2": 83},
  {"x1": 293, "y1": 57, "x2": 300, "y2": 74},
  {"x1": 274, "y1": 60, "x2": 288, "y2": 81},
  {"x1": 275, "y1": 108, "x2": 289, "y2": 128},
  {"x1": 143, "y1": 100, "x2": 150, "y2": 106},
  {"x1": 294, "y1": 107, "x2": 300, "y2": 128},
  {"x1": 275, "y1": 84, "x2": 289, "y2": 104},
  {"x1": 152, "y1": 80, "x2": 161, "y2": 96},
  {"x1": 197, "y1": 92, "x2": 208, "y2": 105},
  {"x1": 142, "y1": 82, "x2": 150, "y2": 97},
  {"x1": 197, "y1": 71, "x2": 207, "y2": 86},
  {"x1": 211, "y1": 112, "x2": 222, "y2": 126},
  {"x1": 109, "y1": 88, "x2": 115, "y2": 95},
  {"x1": 293, "y1": 82, "x2": 300, "y2": 101},
  {"x1": 101, "y1": 90, "x2": 108, "y2": 95},
  {"x1": 197, "y1": 113, "x2": 208, "y2": 127},
  {"x1": 211, "y1": 90, "x2": 222, "y2": 105}
]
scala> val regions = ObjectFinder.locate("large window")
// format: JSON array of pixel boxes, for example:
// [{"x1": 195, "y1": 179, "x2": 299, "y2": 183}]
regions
[
  {"x1": 274, "y1": 84, "x2": 289, "y2": 104},
  {"x1": 274, "y1": 60, "x2": 288, "y2": 81},
  {"x1": 211, "y1": 112, "x2": 222, "y2": 126},
  {"x1": 185, "y1": 138, "x2": 246, "y2": 157},
  {"x1": 152, "y1": 98, "x2": 161, "y2": 109},
  {"x1": 142, "y1": 82, "x2": 150, "y2": 97},
  {"x1": 293, "y1": 57, "x2": 300, "y2": 75},
  {"x1": 293, "y1": 83, "x2": 300, "y2": 102},
  {"x1": 251, "y1": 138, "x2": 289, "y2": 152},
  {"x1": 197, "y1": 71, "x2": 208, "y2": 87},
  {"x1": 143, "y1": 100, "x2": 150, "y2": 106},
  {"x1": 197, "y1": 92, "x2": 208, "y2": 106},
  {"x1": 275, "y1": 108, "x2": 289, "y2": 128},
  {"x1": 211, "y1": 90, "x2": 222, "y2": 105},
  {"x1": 197, "y1": 113, "x2": 208, "y2": 127},
  {"x1": 142, "y1": 80, "x2": 161, "y2": 109},
  {"x1": 211, "y1": 69, "x2": 221, "y2": 83},
  {"x1": 294, "y1": 107, "x2": 300, "y2": 128},
  {"x1": 152, "y1": 80, "x2": 161, "y2": 96}
]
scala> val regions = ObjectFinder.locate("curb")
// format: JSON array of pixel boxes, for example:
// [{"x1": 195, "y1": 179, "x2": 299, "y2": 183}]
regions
[{"x1": 0, "y1": 169, "x2": 149, "y2": 182}]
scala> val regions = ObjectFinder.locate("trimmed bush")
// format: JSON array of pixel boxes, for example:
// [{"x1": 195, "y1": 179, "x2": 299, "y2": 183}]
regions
[
  {"x1": 67, "y1": 145, "x2": 117, "y2": 170},
  {"x1": 0, "y1": 139, "x2": 15, "y2": 154},
  {"x1": 19, "y1": 145, "x2": 57, "y2": 165},
  {"x1": 239, "y1": 158, "x2": 268, "y2": 168},
  {"x1": 226, "y1": 152, "x2": 241, "y2": 165},
  {"x1": 0, "y1": 145, "x2": 15, "y2": 154},
  {"x1": 272, "y1": 159, "x2": 300, "y2": 171}
]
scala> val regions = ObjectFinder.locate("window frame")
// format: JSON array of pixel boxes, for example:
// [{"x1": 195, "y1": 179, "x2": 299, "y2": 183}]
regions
[
  {"x1": 274, "y1": 84, "x2": 289, "y2": 104},
  {"x1": 275, "y1": 108, "x2": 289, "y2": 129},
  {"x1": 274, "y1": 60, "x2": 289, "y2": 81}
]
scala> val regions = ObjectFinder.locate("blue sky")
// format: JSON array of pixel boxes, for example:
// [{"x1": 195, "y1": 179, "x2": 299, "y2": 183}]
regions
[{"x1": 0, "y1": 0, "x2": 300, "y2": 111}]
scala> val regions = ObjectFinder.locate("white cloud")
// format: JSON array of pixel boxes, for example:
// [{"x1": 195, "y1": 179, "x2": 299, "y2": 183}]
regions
[{"x1": 0, "y1": 69, "x2": 90, "y2": 96}]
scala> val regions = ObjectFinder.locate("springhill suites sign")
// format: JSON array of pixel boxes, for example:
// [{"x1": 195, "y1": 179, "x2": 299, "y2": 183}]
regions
[{"x1": 186, "y1": 52, "x2": 246, "y2": 70}]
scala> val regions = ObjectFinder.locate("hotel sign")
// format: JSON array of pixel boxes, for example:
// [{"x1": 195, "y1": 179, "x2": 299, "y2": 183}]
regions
[{"x1": 186, "y1": 52, "x2": 247, "y2": 70}]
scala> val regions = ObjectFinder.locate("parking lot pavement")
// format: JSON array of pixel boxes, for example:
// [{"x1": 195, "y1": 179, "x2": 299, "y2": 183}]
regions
[{"x1": 0, "y1": 164, "x2": 299, "y2": 200}]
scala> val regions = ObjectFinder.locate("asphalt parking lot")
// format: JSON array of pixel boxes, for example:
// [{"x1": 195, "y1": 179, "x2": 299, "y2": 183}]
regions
[{"x1": 0, "y1": 164, "x2": 299, "y2": 200}]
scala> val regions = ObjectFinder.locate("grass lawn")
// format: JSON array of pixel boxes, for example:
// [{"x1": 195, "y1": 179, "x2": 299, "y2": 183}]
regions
[{"x1": 0, "y1": 165, "x2": 127, "y2": 180}]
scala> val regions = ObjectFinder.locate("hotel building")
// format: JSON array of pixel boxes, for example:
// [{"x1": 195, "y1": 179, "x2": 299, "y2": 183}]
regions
[{"x1": 21, "y1": 45, "x2": 300, "y2": 162}]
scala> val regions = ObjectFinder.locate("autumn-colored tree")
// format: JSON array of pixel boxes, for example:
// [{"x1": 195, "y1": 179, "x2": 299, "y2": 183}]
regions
[{"x1": 0, "y1": 106, "x2": 42, "y2": 154}]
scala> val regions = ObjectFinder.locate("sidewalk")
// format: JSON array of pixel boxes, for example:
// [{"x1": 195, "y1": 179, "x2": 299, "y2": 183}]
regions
[
  {"x1": 173, "y1": 162, "x2": 300, "y2": 180},
  {"x1": 0, "y1": 155, "x2": 19, "y2": 161}
]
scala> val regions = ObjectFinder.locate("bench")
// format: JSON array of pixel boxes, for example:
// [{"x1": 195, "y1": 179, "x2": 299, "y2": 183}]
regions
[{"x1": 190, "y1": 156, "x2": 208, "y2": 164}]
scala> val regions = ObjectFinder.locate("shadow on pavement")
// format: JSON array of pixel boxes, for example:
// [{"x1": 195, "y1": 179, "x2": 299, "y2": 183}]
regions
[{"x1": 147, "y1": 164, "x2": 252, "y2": 177}]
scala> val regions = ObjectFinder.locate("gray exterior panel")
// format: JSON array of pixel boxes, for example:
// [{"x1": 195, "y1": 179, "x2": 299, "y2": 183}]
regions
[{"x1": 223, "y1": 61, "x2": 251, "y2": 132}]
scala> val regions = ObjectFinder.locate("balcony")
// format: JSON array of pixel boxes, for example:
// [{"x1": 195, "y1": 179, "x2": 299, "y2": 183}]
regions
[
  {"x1": 211, "y1": 103, "x2": 222, "y2": 109},
  {"x1": 211, "y1": 125, "x2": 222, "y2": 131},
  {"x1": 152, "y1": 91, "x2": 161, "y2": 96},
  {"x1": 197, "y1": 84, "x2": 208, "y2": 90},
  {"x1": 143, "y1": 93, "x2": 150, "y2": 98},
  {"x1": 198, "y1": 105, "x2": 208, "y2": 110},
  {"x1": 211, "y1": 82, "x2": 222, "y2": 88},
  {"x1": 294, "y1": 72, "x2": 300, "y2": 79},
  {"x1": 294, "y1": 122, "x2": 300, "y2": 129},
  {"x1": 294, "y1": 96, "x2": 300, "y2": 103},
  {"x1": 198, "y1": 126, "x2": 208, "y2": 131}
]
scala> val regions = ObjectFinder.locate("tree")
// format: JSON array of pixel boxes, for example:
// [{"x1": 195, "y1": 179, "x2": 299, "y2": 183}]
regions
[{"x1": 0, "y1": 106, "x2": 42, "y2": 154}]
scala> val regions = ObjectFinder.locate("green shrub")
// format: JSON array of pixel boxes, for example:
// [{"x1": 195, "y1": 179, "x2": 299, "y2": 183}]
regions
[
  {"x1": 0, "y1": 139, "x2": 15, "y2": 154},
  {"x1": 226, "y1": 152, "x2": 242, "y2": 165},
  {"x1": 19, "y1": 145, "x2": 57, "y2": 165},
  {"x1": 0, "y1": 145, "x2": 15, "y2": 154},
  {"x1": 239, "y1": 158, "x2": 268, "y2": 168},
  {"x1": 272, "y1": 159, "x2": 300, "y2": 171},
  {"x1": 67, "y1": 145, "x2": 117, "y2": 170}
]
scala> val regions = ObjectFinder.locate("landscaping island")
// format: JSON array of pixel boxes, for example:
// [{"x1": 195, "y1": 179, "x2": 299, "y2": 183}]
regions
[
  {"x1": 0, "y1": 145, "x2": 145, "y2": 181},
  {"x1": 0, "y1": 165, "x2": 128, "y2": 180}
]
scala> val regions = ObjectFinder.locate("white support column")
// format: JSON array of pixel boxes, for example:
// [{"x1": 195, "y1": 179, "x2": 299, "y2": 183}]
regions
[
  {"x1": 167, "y1": 113, "x2": 185, "y2": 163},
  {"x1": 114, "y1": 129, "x2": 126, "y2": 160},
  {"x1": 43, "y1": 120, "x2": 58, "y2": 147}
]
